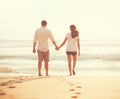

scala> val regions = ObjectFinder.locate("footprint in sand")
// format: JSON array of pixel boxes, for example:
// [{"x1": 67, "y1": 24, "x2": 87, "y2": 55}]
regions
[
  {"x1": 69, "y1": 88, "x2": 75, "y2": 91},
  {"x1": 67, "y1": 82, "x2": 75, "y2": 86},
  {"x1": 7, "y1": 84, "x2": 16, "y2": 88},
  {"x1": 71, "y1": 95, "x2": 78, "y2": 99},
  {"x1": 75, "y1": 92, "x2": 81, "y2": 95},
  {"x1": 71, "y1": 92, "x2": 81, "y2": 99},
  {"x1": 0, "y1": 90, "x2": 6, "y2": 95},
  {"x1": 0, "y1": 82, "x2": 8, "y2": 86},
  {"x1": 76, "y1": 86, "x2": 81, "y2": 88}
]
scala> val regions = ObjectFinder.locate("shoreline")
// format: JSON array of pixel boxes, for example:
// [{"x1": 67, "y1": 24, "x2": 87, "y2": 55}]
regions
[{"x1": 1, "y1": 70, "x2": 120, "y2": 77}]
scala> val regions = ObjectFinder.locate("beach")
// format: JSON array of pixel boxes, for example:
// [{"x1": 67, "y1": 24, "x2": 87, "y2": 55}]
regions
[
  {"x1": 1, "y1": 0, "x2": 120, "y2": 98},
  {"x1": 0, "y1": 75, "x2": 120, "y2": 99},
  {"x1": 0, "y1": 40, "x2": 120, "y2": 99}
]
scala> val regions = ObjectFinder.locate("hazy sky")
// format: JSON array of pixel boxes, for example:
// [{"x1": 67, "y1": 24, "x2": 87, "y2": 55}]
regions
[{"x1": 0, "y1": 0, "x2": 120, "y2": 40}]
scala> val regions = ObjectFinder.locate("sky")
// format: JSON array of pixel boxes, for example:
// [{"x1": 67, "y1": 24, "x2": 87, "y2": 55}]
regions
[{"x1": 0, "y1": 0, "x2": 120, "y2": 41}]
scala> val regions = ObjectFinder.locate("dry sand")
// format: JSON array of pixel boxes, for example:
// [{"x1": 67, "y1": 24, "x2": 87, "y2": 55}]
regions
[{"x1": 0, "y1": 75, "x2": 120, "y2": 99}]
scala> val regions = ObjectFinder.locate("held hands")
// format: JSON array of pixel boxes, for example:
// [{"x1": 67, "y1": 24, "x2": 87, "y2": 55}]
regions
[{"x1": 55, "y1": 45, "x2": 60, "y2": 51}]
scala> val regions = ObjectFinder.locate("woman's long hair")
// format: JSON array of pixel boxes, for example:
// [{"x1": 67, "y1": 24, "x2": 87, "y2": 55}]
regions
[{"x1": 70, "y1": 25, "x2": 79, "y2": 38}]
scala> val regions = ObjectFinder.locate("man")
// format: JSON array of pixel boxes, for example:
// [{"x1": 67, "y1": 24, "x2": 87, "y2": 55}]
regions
[{"x1": 33, "y1": 20, "x2": 58, "y2": 76}]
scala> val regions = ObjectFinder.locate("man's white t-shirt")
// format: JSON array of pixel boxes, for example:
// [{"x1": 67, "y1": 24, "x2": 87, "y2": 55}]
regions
[
  {"x1": 66, "y1": 33, "x2": 79, "y2": 52},
  {"x1": 34, "y1": 27, "x2": 55, "y2": 52}
]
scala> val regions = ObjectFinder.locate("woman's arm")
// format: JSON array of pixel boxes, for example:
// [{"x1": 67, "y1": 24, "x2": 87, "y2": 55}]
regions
[
  {"x1": 58, "y1": 38, "x2": 67, "y2": 50},
  {"x1": 77, "y1": 39, "x2": 80, "y2": 56}
]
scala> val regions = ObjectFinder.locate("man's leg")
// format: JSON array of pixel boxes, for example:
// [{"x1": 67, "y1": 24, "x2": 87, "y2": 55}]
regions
[
  {"x1": 38, "y1": 61, "x2": 42, "y2": 76},
  {"x1": 37, "y1": 50, "x2": 43, "y2": 76},
  {"x1": 44, "y1": 50, "x2": 49, "y2": 76}
]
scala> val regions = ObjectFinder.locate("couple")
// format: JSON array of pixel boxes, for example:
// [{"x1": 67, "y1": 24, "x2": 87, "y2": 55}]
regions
[{"x1": 33, "y1": 20, "x2": 80, "y2": 76}]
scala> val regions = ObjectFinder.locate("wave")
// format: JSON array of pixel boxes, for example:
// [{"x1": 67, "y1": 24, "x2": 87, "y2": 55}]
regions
[
  {"x1": 0, "y1": 67, "x2": 13, "y2": 73},
  {"x1": 0, "y1": 55, "x2": 37, "y2": 60},
  {"x1": 0, "y1": 53, "x2": 120, "y2": 61},
  {"x1": 78, "y1": 54, "x2": 120, "y2": 61},
  {"x1": 102, "y1": 54, "x2": 120, "y2": 61},
  {"x1": 0, "y1": 65, "x2": 120, "y2": 74},
  {"x1": 51, "y1": 53, "x2": 120, "y2": 61}
]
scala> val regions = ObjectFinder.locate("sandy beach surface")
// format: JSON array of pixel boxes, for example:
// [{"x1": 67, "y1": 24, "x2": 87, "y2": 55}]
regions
[{"x1": 0, "y1": 75, "x2": 120, "y2": 99}]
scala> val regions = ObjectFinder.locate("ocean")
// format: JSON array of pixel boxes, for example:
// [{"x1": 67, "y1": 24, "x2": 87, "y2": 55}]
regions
[{"x1": 0, "y1": 40, "x2": 120, "y2": 77}]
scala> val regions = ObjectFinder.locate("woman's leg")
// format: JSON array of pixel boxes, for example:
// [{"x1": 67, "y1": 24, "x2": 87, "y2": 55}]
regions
[
  {"x1": 44, "y1": 61, "x2": 49, "y2": 76},
  {"x1": 67, "y1": 55, "x2": 72, "y2": 76},
  {"x1": 72, "y1": 55, "x2": 77, "y2": 75}
]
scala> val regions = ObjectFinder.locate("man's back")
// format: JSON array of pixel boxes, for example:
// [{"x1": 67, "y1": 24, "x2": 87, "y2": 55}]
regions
[{"x1": 34, "y1": 27, "x2": 54, "y2": 52}]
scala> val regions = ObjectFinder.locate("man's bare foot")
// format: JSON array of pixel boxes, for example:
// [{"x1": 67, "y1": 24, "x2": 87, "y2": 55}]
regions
[
  {"x1": 39, "y1": 74, "x2": 42, "y2": 76},
  {"x1": 69, "y1": 73, "x2": 72, "y2": 76},
  {"x1": 73, "y1": 70, "x2": 76, "y2": 75}
]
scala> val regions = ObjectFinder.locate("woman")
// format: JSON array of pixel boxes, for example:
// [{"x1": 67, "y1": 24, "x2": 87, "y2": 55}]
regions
[{"x1": 57, "y1": 25, "x2": 80, "y2": 76}]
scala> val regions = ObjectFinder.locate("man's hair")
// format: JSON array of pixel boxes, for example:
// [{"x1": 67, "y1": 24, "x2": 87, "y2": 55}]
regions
[{"x1": 41, "y1": 20, "x2": 47, "y2": 26}]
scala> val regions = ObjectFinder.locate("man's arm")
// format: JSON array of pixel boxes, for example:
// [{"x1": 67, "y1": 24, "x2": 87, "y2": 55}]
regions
[
  {"x1": 33, "y1": 42, "x2": 37, "y2": 53},
  {"x1": 49, "y1": 32, "x2": 58, "y2": 50},
  {"x1": 52, "y1": 41, "x2": 58, "y2": 49},
  {"x1": 33, "y1": 31, "x2": 38, "y2": 53}
]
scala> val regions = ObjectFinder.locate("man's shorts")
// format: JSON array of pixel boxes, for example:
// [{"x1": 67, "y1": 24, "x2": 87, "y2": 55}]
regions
[
  {"x1": 66, "y1": 51, "x2": 77, "y2": 56},
  {"x1": 37, "y1": 50, "x2": 49, "y2": 62}
]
